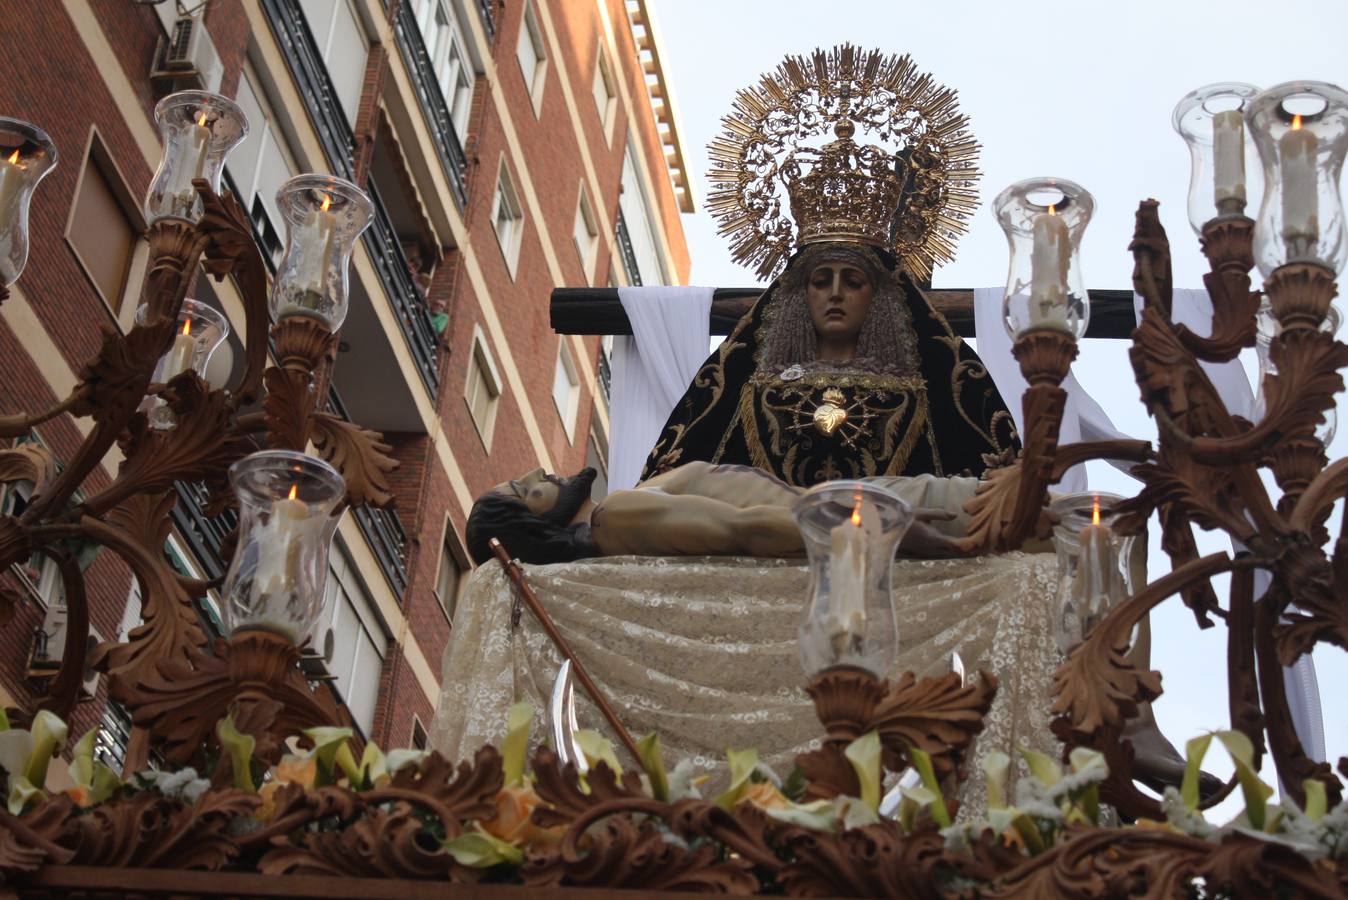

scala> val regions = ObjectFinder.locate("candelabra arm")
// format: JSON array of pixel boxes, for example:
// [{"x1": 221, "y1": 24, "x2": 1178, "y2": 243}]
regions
[
  {"x1": 1008, "y1": 330, "x2": 1076, "y2": 547},
  {"x1": 1165, "y1": 216, "x2": 1260, "y2": 364},
  {"x1": 1048, "y1": 439, "x2": 1153, "y2": 484},
  {"x1": 195, "y1": 180, "x2": 271, "y2": 408},
  {"x1": 264, "y1": 317, "x2": 338, "y2": 452},
  {"x1": 18, "y1": 220, "x2": 207, "y2": 524},
  {"x1": 1129, "y1": 200, "x2": 1173, "y2": 318},
  {"x1": 1254, "y1": 585, "x2": 1343, "y2": 809},
  {"x1": 0, "y1": 386, "x2": 92, "y2": 440}
]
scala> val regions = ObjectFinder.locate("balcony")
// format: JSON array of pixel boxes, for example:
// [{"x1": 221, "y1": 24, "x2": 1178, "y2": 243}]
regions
[
  {"x1": 475, "y1": 0, "x2": 498, "y2": 40},
  {"x1": 326, "y1": 389, "x2": 410, "y2": 599},
  {"x1": 171, "y1": 481, "x2": 238, "y2": 582},
  {"x1": 393, "y1": 1, "x2": 470, "y2": 210},
  {"x1": 259, "y1": 0, "x2": 355, "y2": 180},
  {"x1": 363, "y1": 180, "x2": 441, "y2": 397},
  {"x1": 615, "y1": 211, "x2": 643, "y2": 287}
]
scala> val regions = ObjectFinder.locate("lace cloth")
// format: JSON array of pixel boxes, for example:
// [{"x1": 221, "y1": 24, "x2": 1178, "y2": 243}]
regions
[{"x1": 430, "y1": 552, "x2": 1062, "y2": 815}]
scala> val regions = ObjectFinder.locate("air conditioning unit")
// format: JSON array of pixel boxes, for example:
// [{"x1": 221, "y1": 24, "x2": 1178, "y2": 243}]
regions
[{"x1": 150, "y1": 16, "x2": 223, "y2": 93}]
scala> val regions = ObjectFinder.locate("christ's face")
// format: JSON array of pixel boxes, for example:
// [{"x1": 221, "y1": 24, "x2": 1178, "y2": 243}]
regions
[
  {"x1": 806, "y1": 262, "x2": 874, "y2": 351},
  {"x1": 492, "y1": 468, "x2": 558, "y2": 516},
  {"x1": 491, "y1": 467, "x2": 597, "y2": 522}
]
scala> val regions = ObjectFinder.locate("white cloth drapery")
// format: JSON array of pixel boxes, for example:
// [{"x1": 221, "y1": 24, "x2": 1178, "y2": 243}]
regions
[{"x1": 606, "y1": 286, "x2": 715, "y2": 492}]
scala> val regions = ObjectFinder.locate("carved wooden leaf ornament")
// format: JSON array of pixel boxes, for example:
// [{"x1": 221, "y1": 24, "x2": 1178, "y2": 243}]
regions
[
  {"x1": 260, "y1": 805, "x2": 456, "y2": 880},
  {"x1": 66, "y1": 790, "x2": 257, "y2": 870},
  {"x1": 91, "y1": 493, "x2": 212, "y2": 701},
  {"x1": 310, "y1": 411, "x2": 399, "y2": 508}
]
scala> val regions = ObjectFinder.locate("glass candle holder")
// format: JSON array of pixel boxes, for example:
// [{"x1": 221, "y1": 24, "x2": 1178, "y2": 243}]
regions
[
  {"x1": 1050, "y1": 492, "x2": 1136, "y2": 655},
  {"x1": 993, "y1": 177, "x2": 1095, "y2": 340},
  {"x1": 0, "y1": 118, "x2": 58, "y2": 286},
  {"x1": 221, "y1": 451, "x2": 346, "y2": 644},
  {"x1": 1247, "y1": 81, "x2": 1348, "y2": 277},
  {"x1": 269, "y1": 174, "x2": 374, "y2": 330},
  {"x1": 135, "y1": 299, "x2": 230, "y2": 430},
  {"x1": 1173, "y1": 82, "x2": 1263, "y2": 232},
  {"x1": 791, "y1": 480, "x2": 915, "y2": 678},
  {"x1": 144, "y1": 91, "x2": 248, "y2": 224}
]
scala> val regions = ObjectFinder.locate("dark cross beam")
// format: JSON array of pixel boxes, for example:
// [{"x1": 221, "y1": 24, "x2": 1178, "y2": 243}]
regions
[{"x1": 550, "y1": 288, "x2": 1139, "y2": 339}]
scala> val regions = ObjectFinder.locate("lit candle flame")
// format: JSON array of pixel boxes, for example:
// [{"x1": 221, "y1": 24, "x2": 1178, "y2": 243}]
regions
[
  {"x1": 320, "y1": 193, "x2": 332, "y2": 212},
  {"x1": 1291, "y1": 114, "x2": 1303, "y2": 131},
  {"x1": 851, "y1": 491, "x2": 863, "y2": 527},
  {"x1": 288, "y1": 484, "x2": 299, "y2": 501},
  {"x1": 5, "y1": 149, "x2": 17, "y2": 165},
  {"x1": 181, "y1": 318, "x2": 192, "y2": 336},
  {"x1": 1048, "y1": 203, "x2": 1057, "y2": 216},
  {"x1": 197, "y1": 111, "x2": 208, "y2": 128},
  {"x1": 1091, "y1": 495, "x2": 1101, "y2": 526}
]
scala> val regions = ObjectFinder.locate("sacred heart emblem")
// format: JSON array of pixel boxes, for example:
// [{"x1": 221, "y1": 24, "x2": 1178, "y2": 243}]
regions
[{"x1": 812, "y1": 388, "x2": 849, "y2": 436}]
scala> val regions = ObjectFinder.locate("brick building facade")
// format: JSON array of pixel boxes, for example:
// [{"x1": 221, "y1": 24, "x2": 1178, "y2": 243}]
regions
[{"x1": 0, "y1": 0, "x2": 691, "y2": 764}]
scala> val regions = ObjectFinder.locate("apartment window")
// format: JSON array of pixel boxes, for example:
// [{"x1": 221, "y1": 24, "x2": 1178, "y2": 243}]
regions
[
  {"x1": 515, "y1": 1, "x2": 547, "y2": 113},
  {"x1": 410, "y1": 716, "x2": 429, "y2": 750},
  {"x1": 434, "y1": 521, "x2": 470, "y2": 623},
  {"x1": 619, "y1": 141, "x2": 668, "y2": 286},
  {"x1": 573, "y1": 186, "x2": 599, "y2": 280},
  {"x1": 465, "y1": 327, "x2": 502, "y2": 447},
  {"x1": 552, "y1": 339, "x2": 580, "y2": 440},
  {"x1": 0, "y1": 480, "x2": 62, "y2": 607},
  {"x1": 321, "y1": 542, "x2": 390, "y2": 736},
  {"x1": 65, "y1": 132, "x2": 142, "y2": 318},
  {"x1": 592, "y1": 46, "x2": 616, "y2": 137},
  {"x1": 415, "y1": 0, "x2": 475, "y2": 137},
  {"x1": 228, "y1": 67, "x2": 298, "y2": 269},
  {"x1": 297, "y1": 0, "x2": 369, "y2": 125},
  {"x1": 491, "y1": 163, "x2": 524, "y2": 275}
]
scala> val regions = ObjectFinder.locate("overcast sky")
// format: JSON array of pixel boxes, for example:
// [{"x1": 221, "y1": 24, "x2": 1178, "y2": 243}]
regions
[{"x1": 652, "y1": 0, "x2": 1348, "y2": 813}]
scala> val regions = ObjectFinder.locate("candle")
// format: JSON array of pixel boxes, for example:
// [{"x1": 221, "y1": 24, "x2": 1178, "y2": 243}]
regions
[
  {"x1": 287, "y1": 193, "x2": 336, "y2": 315},
  {"x1": 166, "y1": 112, "x2": 210, "y2": 218},
  {"x1": 1072, "y1": 496, "x2": 1117, "y2": 634},
  {"x1": 826, "y1": 492, "x2": 876, "y2": 658},
  {"x1": 1212, "y1": 109, "x2": 1246, "y2": 214},
  {"x1": 1280, "y1": 114, "x2": 1320, "y2": 260},
  {"x1": 0, "y1": 149, "x2": 24, "y2": 284},
  {"x1": 1028, "y1": 204, "x2": 1071, "y2": 332},
  {"x1": 158, "y1": 318, "x2": 197, "y2": 382},
  {"x1": 0, "y1": 149, "x2": 23, "y2": 232},
  {"x1": 251, "y1": 484, "x2": 310, "y2": 639}
]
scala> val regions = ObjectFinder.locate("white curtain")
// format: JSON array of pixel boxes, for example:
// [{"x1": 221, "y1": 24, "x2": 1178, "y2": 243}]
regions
[{"x1": 607, "y1": 286, "x2": 715, "y2": 492}]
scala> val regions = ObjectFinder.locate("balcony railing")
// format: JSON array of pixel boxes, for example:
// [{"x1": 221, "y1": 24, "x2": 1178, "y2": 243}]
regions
[
  {"x1": 171, "y1": 481, "x2": 238, "y2": 582},
  {"x1": 260, "y1": 0, "x2": 355, "y2": 180},
  {"x1": 325, "y1": 389, "x2": 410, "y2": 599},
  {"x1": 597, "y1": 345, "x2": 612, "y2": 401},
  {"x1": 393, "y1": 1, "x2": 470, "y2": 210},
  {"x1": 364, "y1": 180, "x2": 441, "y2": 396},
  {"x1": 475, "y1": 0, "x2": 498, "y2": 40},
  {"x1": 615, "y1": 211, "x2": 643, "y2": 287}
]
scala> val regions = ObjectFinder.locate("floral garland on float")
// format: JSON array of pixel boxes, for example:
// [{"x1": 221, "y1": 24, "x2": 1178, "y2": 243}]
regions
[{"x1": 2, "y1": 702, "x2": 1345, "y2": 896}]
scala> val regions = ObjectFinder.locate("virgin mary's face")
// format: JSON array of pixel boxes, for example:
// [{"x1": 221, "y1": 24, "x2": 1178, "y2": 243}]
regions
[{"x1": 806, "y1": 262, "x2": 874, "y2": 352}]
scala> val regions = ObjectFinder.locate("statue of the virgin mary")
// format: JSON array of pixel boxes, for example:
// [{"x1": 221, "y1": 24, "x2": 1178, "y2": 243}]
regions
[{"x1": 642, "y1": 47, "x2": 1018, "y2": 486}]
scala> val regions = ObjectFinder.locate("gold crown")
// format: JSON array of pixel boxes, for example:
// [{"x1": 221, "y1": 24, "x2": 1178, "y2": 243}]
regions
[
  {"x1": 707, "y1": 46, "x2": 981, "y2": 281},
  {"x1": 787, "y1": 118, "x2": 904, "y2": 250}
]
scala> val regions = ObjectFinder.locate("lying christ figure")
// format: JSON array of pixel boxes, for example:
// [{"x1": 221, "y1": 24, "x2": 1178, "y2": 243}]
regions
[
  {"x1": 464, "y1": 461, "x2": 973, "y2": 565},
  {"x1": 461, "y1": 461, "x2": 1218, "y2": 798}
]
